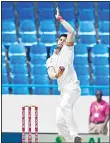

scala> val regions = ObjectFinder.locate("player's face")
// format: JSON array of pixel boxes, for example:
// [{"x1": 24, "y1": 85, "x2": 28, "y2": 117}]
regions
[
  {"x1": 96, "y1": 91, "x2": 102, "y2": 101},
  {"x1": 57, "y1": 36, "x2": 66, "y2": 49}
]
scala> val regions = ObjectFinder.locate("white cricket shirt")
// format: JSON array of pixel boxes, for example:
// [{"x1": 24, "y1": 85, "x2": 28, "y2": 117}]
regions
[{"x1": 46, "y1": 44, "x2": 79, "y2": 91}]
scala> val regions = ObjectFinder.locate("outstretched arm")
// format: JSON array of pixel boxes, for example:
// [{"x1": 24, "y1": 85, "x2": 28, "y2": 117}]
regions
[{"x1": 55, "y1": 7, "x2": 74, "y2": 45}]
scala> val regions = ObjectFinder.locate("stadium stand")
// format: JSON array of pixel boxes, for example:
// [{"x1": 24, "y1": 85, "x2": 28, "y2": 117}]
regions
[{"x1": 2, "y1": 1, "x2": 109, "y2": 95}]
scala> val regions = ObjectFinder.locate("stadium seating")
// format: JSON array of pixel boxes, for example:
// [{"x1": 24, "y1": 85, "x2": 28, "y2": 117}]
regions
[
  {"x1": 60, "y1": 10, "x2": 75, "y2": 22},
  {"x1": 99, "y1": 22, "x2": 109, "y2": 35},
  {"x1": 2, "y1": 45, "x2": 6, "y2": 64},
  {"x1": 10, "y1": 65, "x2": 28, "y2": 75},
  {"x1": 74, "y1": 66, "x2": 89, "y2": 76},
  {"x1": 98, "y1": 10, "x2": 109, "y2": 22},
  {"x1": 2, "y1": 1, "x2": 13, "y2": 9},
  {"x1": 32, "y1": 75, "x2": 50, "y2": 95},
  {"x1": 17, "y1": 2, "x2": 34, "y2": 10},
  {"x1": 31, "y1": 56, "x2": 47, "y2": 65},
  {"x1": 2, "y1": 21, "x2": 16, "y2": 34},
  {"x1": 93, "y1": 66, "x2": 109, "y2": 76},
  {"x1": 39, "y1": 20, "x2": 56, "y2": 35},
  {"x1": 92, "y1": 57, "x2": 109, "y2": 66},
  {"x1": 78, "y1": 2, "x2": 94, "y2": 10},
  {"x1": 57, "y1": 2, "x2": 74, "y2": 11},
  {"x1": 21, "y1": 34, "x2": 37, "y2": 46},
  {"x1": 37, "y1": 2, "x2": 54, "y2": 11},
  {"x1": 74, "y1": 43, "x2": 88, "y2": 56},
  {"x1": 52, "y1": 80, "x2": 60, "y2": 95},
  {"x1": 2, "y1": 34, "x2": 18, "y2": 46},
  {"x1": 2, "y1": 65, "x2": 7, "y2": 75},
  {"x1": 30, "y1": 65, "x2": 47, "y2": 75},
  {"x1": 74, "y1": 56, "x2": 88, "y2": 65},
  {"x1": 98, "y1": 2, "x2": 110, "y2": 11},
  {"x1": 19, "y1": 20, "x2": 36, "y2": 34},
  {"x1": 100, "y1": 35, "x2": 109, "y2": 47},
  {"x1": 11, "y1": 75, "x2": 29, "y2": 94},
  {"x1": 40, "y1": 34, "x2": 56, "y2": 46},
  {"x1": 2, "y1": 7, "x2": 15, "y2": 21}
]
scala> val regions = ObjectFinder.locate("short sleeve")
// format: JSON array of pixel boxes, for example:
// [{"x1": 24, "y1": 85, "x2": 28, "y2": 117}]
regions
[
  {"x1": 46, "y1": 57, "x2": 54, "y2": 68},
  {"x1": 105, "y1": 103, "x2": 110, "y2": 115}
]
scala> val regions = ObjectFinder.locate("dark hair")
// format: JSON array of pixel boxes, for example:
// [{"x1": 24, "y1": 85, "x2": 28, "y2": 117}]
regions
[{"x1": 59, "y1": 34, "x2": 67, "y2": 38}]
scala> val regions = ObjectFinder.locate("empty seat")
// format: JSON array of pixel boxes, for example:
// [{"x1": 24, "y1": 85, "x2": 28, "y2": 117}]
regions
[
  {"x1": 40, "y1": 34, "x2": 56, "y2": 46},
  {"x1": 2, "y1": 21, "x2": 16, "y2": 34},
  {"x1": 39, "y1": 20, "x2": 56, "y2": 35},
  {"x1": 93, "y1": 66, "x2": 109, "y2": 76},
  {"x1": 19, "y1": 20, "x2": 36, "y2": 34},
  {"x1": 60, "y1": 10, "x2": 75, "y2": 21},
  {"x1": 2, "y1": 45, "x2": 6, "y2": 64},
  {"x1": 78, "y1": 76, "x2": 90, "y2": 95},
  {"x1": 2, "y1": 1, "x2": 13, "y2": 9},
  {"x1": 78, "y1": 21, "x2": 95, "y2": 35},
  {"x1": 32, "y1": 75, "x2": 50, "y2": 95},
  {"x1": 98, "y1": 10, "x2": 109, "y2": 22},
  {"x1": 38, "y1": 9, "x2": 55, "y2": 22},
  {"x1": 98, "y1": 2, "x2": 110, "y2": 11},
  {"x1": 52, "y1": 80, "x2": 60, "y2": 95},
  {"x1": 17, "y1": 2, "x2": 34, "y2": 10},
  {"x1": 74, "y1": 56, "x2": 88, "y2": 65},
  {"x1": 2, "y1": 7, "x2": 14, "y2": 21},
  {"x1": 74, "y1": 43, "x2": 88, "y2": 56},
  {"x1": 2, "y1": 87, "x2": 9, "y2": 94},
  {"x1": 74, "y1": 65, "x2": 89, "y2": 76},
  {"x1": 100, "y1": 35, "x2": 109, "y2": 47},
  {"x1": 99, "y1": 22, "x2": 109, "y2": 35},
  {"x1": 11, "y1": 75, "x2": 29, "y2": 94},
  {"x1": 92, "y1": 44, "x2": 109, "y2": 56},
  {"x1": 37, "y1": 2, "x2": 54, "y2": 11},
  {"x1": 21, "y1": 34, "x2": 37, "y2": 46},
  {"x1": 92, "y1": 57, "x2": 109, "y2": 66},
  {"x1": 31, "y1": 56, "x2": 47, "y2": 65},
  {"x1": 2, "y1": 74, "x2": 8, "y2": 84},
  {"x1": 78, "y1": 10, "x2": 94, "y2": 22},
  {"x1": 2, "y1": 65, "x2": 7, "y2": 74},
  {"x1": 18, "y1": 8, "x2": 35, "y2": 21},
  {"x1": 80, "y1": 35, "x2": 96, "y2": 47},
  {"x1": 78, "y1": 2, "x2": 94, "y2": 10},
  {"x1": 57, "y1": 2, "x2": 74, "y2": 11},
  {"x1": 30, "y1": 43, "x2": 47, "y2": 56},
  {"x1": 94, "y1": 76, "x2": 109, "y2": 86},
  {"x1": 2, "y1": 34, "x2": 17, "y2": 46},
  {"x1": 31, "y1": 65, "x2": 47, "y2": 75},
  {"x1": 10, "y1": 65, "x2": 28, "y2": 75}
]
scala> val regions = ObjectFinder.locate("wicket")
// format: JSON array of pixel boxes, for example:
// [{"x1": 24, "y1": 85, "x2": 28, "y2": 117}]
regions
[{"x1": 22, "y1": 105, "x2": 38, "y2": 143}]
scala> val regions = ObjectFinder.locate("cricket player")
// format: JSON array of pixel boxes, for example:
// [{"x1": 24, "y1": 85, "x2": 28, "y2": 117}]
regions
[{"x1": 46, "y1": 8, "x2": 82, "y2": 143}]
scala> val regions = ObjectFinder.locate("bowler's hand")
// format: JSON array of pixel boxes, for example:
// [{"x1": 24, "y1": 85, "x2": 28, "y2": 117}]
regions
[
  {"x1": 55, "y1": 7, "x2": 60, "y2": 19},
  {"x1": 55, "y1": 66, "x2": 65, "y2": 78}
]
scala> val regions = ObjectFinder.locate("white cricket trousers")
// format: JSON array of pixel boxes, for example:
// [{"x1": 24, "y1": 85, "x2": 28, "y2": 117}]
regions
[{"x1": 56, "y1": 82, "x2": 81, "y2": 142}]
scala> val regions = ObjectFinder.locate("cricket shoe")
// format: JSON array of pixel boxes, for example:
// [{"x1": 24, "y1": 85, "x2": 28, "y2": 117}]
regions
[{"x1": 74, "y1": 136, "x2": 83, "y2": 143}]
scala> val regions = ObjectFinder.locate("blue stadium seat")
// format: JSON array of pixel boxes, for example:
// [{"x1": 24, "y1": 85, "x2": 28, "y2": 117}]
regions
[
  {"x1": 92, "y1": 44, "x2": 109, "y2": 56},
  {"x1": 2, "y1": 21, "x2": 16, "y2": 34},
  {"x1": 30, "y1": 43, "x2": 47, "y2": 56},
  {"x1": 21, "y1": 34, "x2": 37, "y2": 46},
  {"x1": 37, "y1": 2, "x2": 54, "y2": 11},
  {"x1": 98, "y1": 10, "x2": 109, "y2": 22},
  {"x1": 57, "y1": 2, "x2": 74, "y2": 11},
  {"x1": 11, "y1": 75, "x2": 29, "y2": 94},
  {"x1": 10, "y1": 56, "x2": 27, "y2": 65},
  {"x1": 98, "y1": 2, "x2": 110, "y2": 11},
  {"x1": 2, "y1": 74, "x2": 8, "y2": 84},
  {"x1": 74, "y1": 66, "x2": 89, "y2": 76},
  {"x1": 9, "y1": 43, "x2": 26, "y2": 55},
  {"x1": 78, "y1": 2, "x2": 94, "y2": 10},
  {"x1": 93, "y1": 66, "x2": 109, "y2": 76},
  {"x1": 31, "y1": 65, "x2": 47, "y2": 75},
  {"x1": 18, "y1": 8, "x2": 35, "y2": 21},
  {"x1": 17, "y1": 2, "x2": 34, "y2": 10},
  {"x1": 78, "y1": 10, "x2": 94, "y2": 22},
  {"x1": 38, "y1": 9, "x2": 55, "y2": 22},
  {"x1": 74, "y1": 43, "x2": 88, "y2": 56},
  {"x1": 74, "y1": 56, "x2": 88, "y2": 65},
  {"x1": 60, "y1": 10, "x2": 75, "y2": 21},
  {"x1": 2, "y1": 65, "x2": 7, "y2": 74},
  {"x1": 10, "y1": 65, "x2": 28, "y2": 75},
  {"x1": 92, "y1": 57, "x2": 109, "y2": 66},
  {"x1": 59, "y1": 21, "x2": 75, "y2": 34},
  {"x1": 49, "y1": 45, "x2": 57, "y2": 56},
  {"x1": 80, "y1": 35, "x2": 96, "y2": 47},
  {"x1": 2, "y1": 87, "x2": 9, "y2": 94},
  {"x1": 2, "y1": 7, "x2": 14, "y2": 21},
  {"x1": 19, "y1": 20, "x2": 36, "y2": 34},
  {"x1": 99, "y1": 22, "x2": 109, "y2": 35},
  {"x1": 100, "y1": 35, "x2": 109, "y2": 47},
  {"x1": 2, "y1": 34, "x2": 18, "y2": 46},
  {"x1": 94, "y1": 76, "x2": 109, "y2": 86},
  {"x1": 52, "y1": 80, "x2": 60, "y2": 95},
  {"x1": 40, "y1": 34, "x2": 56, "y2": 46},
  {"x1": 2, "y1": 45, "x2": 6, "y2": 64},
  {"x1": 2, "y1": 1, "x2": 13, "y2": 9},
  {"x1": 78, "y1": 21, "x2": 95, "y2": 35},
  {"x1": 39, "y1": 20, "x2": 56, "y2": 35},
  {"x1": 78, "y1": 76, "x2": 90, "y2": 95},
  {"x1": 31, "y1": 56, "x2": 47, "y2": 65},
  {"x1": 32, "y1": 75, "x2": 50, "y2": 95}
]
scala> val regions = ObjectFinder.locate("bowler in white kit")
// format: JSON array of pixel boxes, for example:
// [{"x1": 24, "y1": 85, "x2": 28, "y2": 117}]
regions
[{"x1": 46, "y1": 8, "x2": 82, "y2": 143}]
